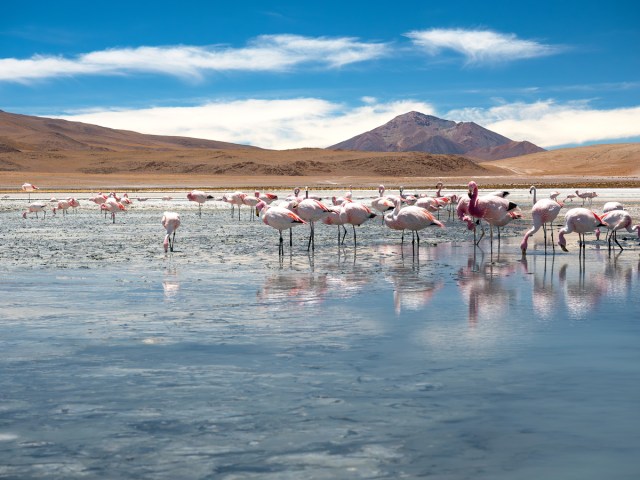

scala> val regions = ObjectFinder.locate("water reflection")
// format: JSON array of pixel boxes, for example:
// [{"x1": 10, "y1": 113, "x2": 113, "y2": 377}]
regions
[
  {"x1": 384, "y1": 263, "x2": 443, "y2": 315},
  {"x1": 457, "y1": 248, "x2": 518, "y2": 326},
  {"x1": 162, "y1": 267, "x2": 180, "y2": 301}
]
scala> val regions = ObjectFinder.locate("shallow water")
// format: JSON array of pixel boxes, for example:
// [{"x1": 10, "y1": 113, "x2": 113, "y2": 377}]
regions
[{"x1": 1, "y1": 189, "x2": 640, "y2": 479}]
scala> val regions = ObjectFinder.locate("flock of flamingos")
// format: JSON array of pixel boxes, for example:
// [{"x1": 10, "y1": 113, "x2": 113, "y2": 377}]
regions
[{"x1": 17, "y1": 181, "x2": 640, "y2": 255}]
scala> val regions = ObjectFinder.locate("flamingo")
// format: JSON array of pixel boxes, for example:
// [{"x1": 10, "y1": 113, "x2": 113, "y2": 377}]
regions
[
  {"x1": 520, "y1": 198, "x2": 564, "y2": 255},
  {"x1": 385, "y1": 198, "x2": 444, "y2": 246},
  {"x1": 100, "y1": 197, "x2": 126, "y2": 223},
  {"x1": 371, "y1": 185, "x2": 395, "y2": 222},
  {"x1": 257, "y1": 200, "x2": 306, "y2": 255},
  {"x1": 67, "y1": 197, "x2": 80, "y2": 213},
  {"x1": 467, "y1": 181, "x2": 518, "y2": 246},
  {"x1": 22, "y1": 202, "x2": 47, "y2": 219},
  {"x1": 242, "y1": 193, "x2": 260, "y2": 221},
  {"x1": 161, "y1": 212, "x2": 181, "y2": 252},
  {"x1": 558, "y1": 207, "x2": 606, "y2": 252},
  {"x1": 332, "y1": 186, "x2": 353, "y2": 206},
  {"x1": 575, "y1": 190, "x2": 597, "y2": 206},
  {"x1": 290, "y1": 197, "x2": 332, "y2": 251},
  {"x1": 340, "y1": 201, "x2": 377, "y2": 246},
  {"x1": 602, "y1": 201, "x2": 624, "y2": 213},
  {"x1": 564, "y1": 193, "x2": 577, "y2": 203},
  {"x1": 322, "y1": 204, "x2": 349, "y2": 245},
  {"x1": 21, "y1": 183, "x2": 38, "y2": 202},
  {"x1": 599, "y1": 210, "x2": 640, "y2": 251},
  {"x1": 549, "y1": 191, "x2": 560, "y2": 201},
  {"x1": 221, "y1": 191, "x2": 246, "y2": 220},
  {"x1": 255, "y1": 190, "x2": 278, "y2": 204},
  {"x1": 52, "y1": 199, "x2": 71, "y2": 216},
  {"x1": 121, "y1": 193, "x2": 133, "y2": 205},
  {"x1": 187, "y1": 190, "x2": 214, "y2": 217}
]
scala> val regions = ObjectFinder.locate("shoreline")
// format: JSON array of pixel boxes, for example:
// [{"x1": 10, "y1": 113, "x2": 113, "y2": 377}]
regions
[{"x1": 2, "y1": 172, "x2": 640, "y2": 192}]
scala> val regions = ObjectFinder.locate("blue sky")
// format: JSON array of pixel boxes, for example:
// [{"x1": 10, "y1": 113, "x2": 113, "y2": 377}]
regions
[{"x1": 2, "y1": 0, "x2": 639, "y2": 150}]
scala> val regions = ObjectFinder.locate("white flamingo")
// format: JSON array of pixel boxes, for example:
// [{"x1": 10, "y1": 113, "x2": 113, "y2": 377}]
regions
[{"x1": 161, "y1": 212, "x2": 181, "y2": 252}]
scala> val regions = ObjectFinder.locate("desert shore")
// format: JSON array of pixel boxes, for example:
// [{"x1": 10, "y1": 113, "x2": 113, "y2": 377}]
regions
[{"x1": 2, "y1": 171, "x2": 640, "y2": 192}]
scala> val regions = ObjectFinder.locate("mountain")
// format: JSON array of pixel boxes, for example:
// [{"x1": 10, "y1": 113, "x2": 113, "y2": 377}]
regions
[
  {"x1": 0, "y1": 109, "x2": 256, "y2": 153},
  {"x1": 328, "y1": 111, "x2": 545, "y2": 161}
]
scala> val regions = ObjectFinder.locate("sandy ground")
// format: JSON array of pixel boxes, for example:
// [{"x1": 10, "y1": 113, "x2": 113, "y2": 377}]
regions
[{"x1": 2, "y1": 171, "x2": 640, "y2": 192}]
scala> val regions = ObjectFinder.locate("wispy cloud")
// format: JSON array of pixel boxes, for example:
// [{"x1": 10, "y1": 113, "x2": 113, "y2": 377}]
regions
[
  {"x1": 0, "y1": 34, "x2": 389, "y2": 83},
  {"x1": 448, "y1": 100, "x2": 640, "y2": 147},
  {"x1": 56, "y1": 99, "x2": 436, "y2": 149},
  {"x1": 406, "y1": 28, "x2": 560, "y2": 64}
]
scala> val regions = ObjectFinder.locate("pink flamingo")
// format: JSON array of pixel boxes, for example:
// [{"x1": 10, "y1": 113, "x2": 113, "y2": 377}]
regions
[
  {"x1": 52, "y1": 199, "x2": 71, "y2": 216},
  {"x1": 386, "y1": 198, "x2": 444, "y2": 246},
  {"x1": 290, "y1": 197, "x2": 332, "y2": 251},
  {"x1": 221, "y1": 191, "x2": 246, "y2": 219},
  {"x1": 549, "y1": 191, "x2": 560, "y2": 201},
  {"x1": 323, "y1": 204, "x2": 349, "y2": 245},
  {"x1": 67, "y1": 197, "x2": 80, "y2": 213},
  {"x1": 255, "y1": 191, "x2": 278, "y2": 204},
  {"x1": 100, "y1": 197, "x2": 126, "y2": 223},
  {"x1": 520, "y1": 198, "x2": 564, "y2": 255},
  {"x1": 161, "y1": 212, "x2": 181, "y2": 252},
  {"x1": 558, "y1": 207, "x2": 607, "y2": 252},
  {"x1": 575, "y1": 190, "x2": 597, "y2": 206},
  {"x1": 563, "y1": 193, "x2": 577, "y2": 203},
  {"x1": 21, "y1": 183, "x2": 39, "y2": 202},
  {"x1": 599, "y1": 210, "x2": 640, "y2": 251},
  {"x1": 22, "y1": 202, "x2": 47, "y2": 219},
  {"x1": 187, "y1": 189, "x2": 214, "y2": 217},
  {"x1": 602, "y1": 201, "x2": 624, "y2": 213},
  {"x1": 257, "y1": 200, "x2": 306, "y2": 255},
  {"x1": 242, "y1": 193, "x2": 260, "y2": 221},
  {"x1": 371, "y1": 185, "x2": 395, "y2": 222},
  {"x1": 340, "y1": 201, "x2": 377, "y2": 246},
  {"x1": 467, "y1": 181, "x2": 518, "y2": 246},
  {"x1": 332, "y1": 186, "x2": 353, "y2": 206}
]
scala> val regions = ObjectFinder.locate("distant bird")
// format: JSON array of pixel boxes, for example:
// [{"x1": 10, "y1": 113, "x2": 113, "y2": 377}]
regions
[
  {"x1": 520, "y1": 198, "x2": 564, "y2": 255},
  {"x1": 221, "y1": 191, "x2": 246, "y2": 219},
  {"x1": 89, "y1": 193, "x2": 108, "y2": 206},
  {"x1": 241, "y1": 193, "x2": 260, "y2": 221},
  {"x1": 161, "y1": 212, "x2": 181, "y2": 253},
  {"x1": 100, "y1": 197, "x2": 126, "y2": 224},
  {"x1": 257, "y1": 200, "x2": 306, "y2": 255},
  {"x1": 599, "y1": 210, "x2": 640, "y2": 251},
  {"x1": 22, "y1": 202, "x2": 47, "y2": 219},
  {"x1": 121, "y1": 193, "x2": 133, "y2": 205},
  {"x1": 563, "y1": 193, "x2": 577, "y2": 202},
  {"x1": 255, "y1": 190, "x2": 278, "y2": 204},
  {"x1": 558, "y1": 207, "x2": 606, "y2": 252},
  {"x1": 162, "y1": 196, "x2": 173, "y2": 201},
  {"x1": 549, "y1": 191, "x2": 561, "y2": 201},
  {"x1": 67, "y1": 197, "x2": 80, "y2": 213},
  {"x1": 575, "y1": 190, "x2": 597, "y2": 206},
  {"x1": 52, "y1": 199, "x2": 71, "y2": 216},
  {"x1": 187, "y1": 190, "x2": 214, "y2": 217},
  {"x1": 21, "y1": 183, "x2": 38, "y2": 202}
]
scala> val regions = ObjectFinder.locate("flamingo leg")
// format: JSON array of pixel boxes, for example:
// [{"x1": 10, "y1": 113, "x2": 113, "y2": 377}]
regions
[
  {"x1": 352, "y1": 225, "x2": 357, "y2": 246},
  {"x1": 171, "y1": 231, "x2": 176, "y2": 252},
  {"x1": 279, "y1": 230, "x2": 284, "y2": 256},
  {"x1": 614, "y1": 231, "x2": 623, "y2": 251}
]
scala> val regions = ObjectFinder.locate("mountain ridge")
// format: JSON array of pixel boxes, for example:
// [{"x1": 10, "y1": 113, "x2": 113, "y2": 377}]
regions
[{"x1": 328, "y1": 111, "x2": 545, "y2": 160}]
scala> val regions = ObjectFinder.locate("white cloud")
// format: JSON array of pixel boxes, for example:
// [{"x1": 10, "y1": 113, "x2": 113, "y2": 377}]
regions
[
  {"x1": 406, "y1": 29, "x2": 560, "y2": 64},
  {"x1": 0, "y1": 34, "x2": 389, "y2": 83},
  {"x1": 54, "y1": 98, "x2": 640, "y2": 150},
  {"x1": 56, "y1": 98, "x2": 436, "y2": 149},
  {"x1": 448, "y1": 100, "x2": 640, "y2": 147}
]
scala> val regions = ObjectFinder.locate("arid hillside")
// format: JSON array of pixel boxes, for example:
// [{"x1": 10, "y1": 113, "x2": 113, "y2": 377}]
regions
[{"x1": 485, "y1": 143, "x2": 640, "y2": 177}]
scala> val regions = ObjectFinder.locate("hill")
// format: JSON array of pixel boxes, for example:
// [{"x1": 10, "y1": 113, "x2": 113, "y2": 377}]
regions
[
  {"x1": 485, "y1": 143, "x2": 640, "y2": 177},
  {"x1": 328, "y1": 111, "x2": 545, "y2": 161},
  {"x1": 0, "y1": 109, "x2": 256, "y2": 153}
]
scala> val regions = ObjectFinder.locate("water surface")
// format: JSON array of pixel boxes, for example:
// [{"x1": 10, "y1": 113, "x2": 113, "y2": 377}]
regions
[{"x1": 1, "y1": 189, "x2": 639, "y2": 479}]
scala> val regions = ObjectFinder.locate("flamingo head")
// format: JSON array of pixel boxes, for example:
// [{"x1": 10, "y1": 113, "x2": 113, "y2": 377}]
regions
[
  {"x1": 378, "y1": 185, "x2": 385, "y2": 195},
  {"x1": 558, "y1": 231, "x2": 569, "y2": 252},
  {"x1": 529, "y1": 186, "x2": 535, "y2": 194},
  {"x1": 255, "y1": 200, "x2": 267, "y2": 213},
  {"x1": 467, "y1": 181, "x2": 478, "y2": 198}
]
